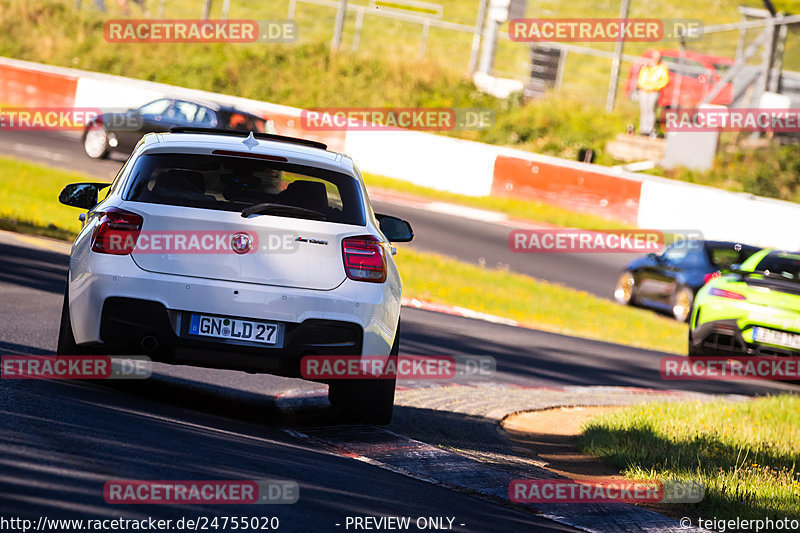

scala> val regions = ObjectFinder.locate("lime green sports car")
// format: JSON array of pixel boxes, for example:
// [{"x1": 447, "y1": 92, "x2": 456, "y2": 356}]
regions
[{"x1": 689, "y1": 249, "x2": 800, "y2": 358}]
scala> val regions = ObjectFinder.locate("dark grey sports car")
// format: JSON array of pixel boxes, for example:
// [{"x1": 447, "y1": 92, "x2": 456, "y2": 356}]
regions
[
  {"x1": 81, "y1": 97, "x2": 276, "y2": 159},
  {"x1": 613, "y1": 239, "x2": 760, "y2": 321}
]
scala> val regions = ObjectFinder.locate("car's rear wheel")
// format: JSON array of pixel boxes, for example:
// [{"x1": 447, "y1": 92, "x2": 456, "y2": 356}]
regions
[
  {"x1": 329, "y1": 321, "x2": 399, "y2": 425},
  {"x1": 671, "y1": 285, "x2": 694, "y2": 322},
  {"x1": 57, "y1": 285, "x2": 79, "y2": 355},
  {"x1": 613, "y1": 271, "x2": 636, "y2": 305},
  {"x1": 687, "y1": 307, "x2": 708, "y2": 358},
  {"x1": 688, "y1": 326, "x2": 706, "y2": 358},
  {"x1": 83, "y1": 124, "x2": 110, "y2": 159}
]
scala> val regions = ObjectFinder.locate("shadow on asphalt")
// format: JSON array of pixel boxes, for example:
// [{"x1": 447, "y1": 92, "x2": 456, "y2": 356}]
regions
[
  {"x1": 400, "y1": 310, "x2": 800, "y2": 396},
  {"x1": 0, "y1": 340, "x2": 55, "y2": 355},
  {"x1": 0, "y1": 241, "x2": 68, "y2": 294}
]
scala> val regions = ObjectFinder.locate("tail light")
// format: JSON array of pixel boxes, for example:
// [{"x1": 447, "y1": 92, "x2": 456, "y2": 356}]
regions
[
  {"x1": 709, "y1": 287, "x2": 746, "y2": 300},
  {"x1": 91, "y1": 208, "x2": 143, "y2": 255},
  {"x1": 703, "y1": 271, "x2": 721, "y2": 285},
  {"x1": 342, "y1": 236, "x2": 387, "y2": 283}
]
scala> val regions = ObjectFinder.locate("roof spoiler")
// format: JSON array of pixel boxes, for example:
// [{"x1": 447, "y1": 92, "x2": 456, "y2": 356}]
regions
[{"x1": 168, "y1": 127, "x2": 328, "y2": 150}]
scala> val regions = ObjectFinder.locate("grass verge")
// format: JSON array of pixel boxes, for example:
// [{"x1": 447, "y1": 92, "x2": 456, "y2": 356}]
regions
[
  {"x1": 0, "y1": 156, "x2": 94, "y2": 238},
  {"x1": 394, "y1": 247, "x2": 685, "y2": 353},
  {"x1": 0, "y1": 154, "x2": 686, "y2": 353},
  {"x1": 578, "y1": 395, "x2": 800, "y2": 521}
]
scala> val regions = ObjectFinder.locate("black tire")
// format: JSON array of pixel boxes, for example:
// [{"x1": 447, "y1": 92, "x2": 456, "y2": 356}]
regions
[
  {"x1": 57, "y1": 284, "x2": 79, "y2": 355},
  {"x1": 688, "y1": 333, "x2": 706, "y2": 358},
  {"x1": 687, "y1": 308, "x2": 706, "y2": 358},
  {"x1": 83, "y1": 124, "x2": 110, "y2": 159},
  {"x1": 671, "y1": 285, "x2": 694, "y2": 322},
  {"x1": 330, "y1": 321, "x2": 399, "y2": 425}
]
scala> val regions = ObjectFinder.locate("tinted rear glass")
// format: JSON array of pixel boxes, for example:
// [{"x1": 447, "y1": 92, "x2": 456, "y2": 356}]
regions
[
  {"x1": 125, "y1": 153, "x2": 365, "y2": 225},
  {"x1": 755, "y1": 253, "x2": 800, "y2": 279},
  {"x1": 662, "y1": 241, "x2": 708, "y2": 268}
]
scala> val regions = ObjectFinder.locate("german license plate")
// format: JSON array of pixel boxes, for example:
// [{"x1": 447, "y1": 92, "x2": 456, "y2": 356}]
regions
[
  {"x1": 753, "y1": 327, "x2": 800, "y2": 350},
  {"x1": 189, "y1": 314, "x2": 279, "y2": 345}
]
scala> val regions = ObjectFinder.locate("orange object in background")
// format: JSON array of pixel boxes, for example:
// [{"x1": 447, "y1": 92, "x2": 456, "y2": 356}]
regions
[
  {"x1": 625, "y1": 48, "x2": 734, "y2": 108},
  {"x1": 0, "y1": 64, "x2": 78, "y2": 109},
  {"x1": 492, "y1": 156, "x2": 642, "y2": 225}
]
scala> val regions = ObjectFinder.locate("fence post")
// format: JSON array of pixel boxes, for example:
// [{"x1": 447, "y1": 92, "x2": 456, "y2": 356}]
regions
[
  {"x1": 555, "y1": 50, "x2": 566, "y2": 90},
  {"x1": 469, "y1": 0, "x2": 490, "y2": 76},
  {"x1": 353, "y1": 8, "x2": 364, "y2": 51},
  {"x1": 420, "y1": 19, "x2": 430, "y2": 59},
  {"x1": 332, "y1": 0, "x2": 348, "y2": 51},
  {"x1": 477, "y1": 19, "x2": 499, "y2": 75},
  {"x1": 605, "y1": 0, "x2": 630, "y2": 112}
]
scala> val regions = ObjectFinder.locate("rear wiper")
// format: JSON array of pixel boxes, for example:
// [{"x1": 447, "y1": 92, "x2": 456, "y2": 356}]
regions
[{"x1": 241, "y1": 202, "x2": 327, "y2": 220}]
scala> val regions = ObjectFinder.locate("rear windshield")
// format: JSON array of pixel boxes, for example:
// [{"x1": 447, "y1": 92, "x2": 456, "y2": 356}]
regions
[
  {"x1": 707, "y1": 244, "x2": 758, "y2": 269},
  {"x1": 124, "y1": 153, "x2": 365, "y2": 226},
  {"x1": 754, "y1": 253, "x2": 800, "y2": 279}
]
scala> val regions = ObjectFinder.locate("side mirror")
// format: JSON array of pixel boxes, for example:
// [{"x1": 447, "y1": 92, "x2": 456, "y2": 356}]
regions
[
  {"x1": 648, "y1": 252, "x2": 660, "y2": 262},
  {"x1": 58, "y1": 183, "x2": 111, "y2": 210},
  {"x1": 376, "y1": 214, "x2": 414, "y2": 243}
]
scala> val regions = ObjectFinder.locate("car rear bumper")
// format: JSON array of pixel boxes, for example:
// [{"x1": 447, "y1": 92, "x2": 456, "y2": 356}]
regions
[
  {"x1": 68, "y1": 254, "x2": 401, "y2": 374},
  {"x1": 96, "y1": 297, "x2": 363, "y2": 376},
  {"x1": 690, "y1": 319, "x2": 800, "y2": 357}
]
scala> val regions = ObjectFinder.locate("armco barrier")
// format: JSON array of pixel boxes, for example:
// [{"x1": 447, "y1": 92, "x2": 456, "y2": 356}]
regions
[
  {"x1": 491, "y1": 154, "x2": 642, "y2": 225},
  {"x1": 344, "y1": 129, "x2": 498, "y2": 196},
  {"x1": 492, "y1": 144, "x2": 800, "y2": 250},
  {"x1": 0, "y1": 62, "x2": 77, "y2": 109},
  {"x1": 3, "y1": 55, "x2": 800, "y2": 250},
  {"x1": 637, "y1": 177, "x2": 800, "y2": 250}
]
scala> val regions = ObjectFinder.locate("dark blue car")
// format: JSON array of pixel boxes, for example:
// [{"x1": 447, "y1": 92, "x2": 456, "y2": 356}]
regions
[{"x1": 613, "y1": 239, "x2": 760, "y2": 321}]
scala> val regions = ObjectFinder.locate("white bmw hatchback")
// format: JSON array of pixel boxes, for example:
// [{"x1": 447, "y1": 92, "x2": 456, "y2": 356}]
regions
[{"x1": 57, "y1": 128, "x2": 413, "y2": 424}]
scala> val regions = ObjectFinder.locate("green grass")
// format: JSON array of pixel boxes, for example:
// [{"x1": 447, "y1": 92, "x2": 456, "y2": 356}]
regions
[
  {"x1": 0, "y1": 156, "x2": 94, "y2": 238},
  {"x1": 394, "y1": 247, "x2": 686, "y2": 353},
  {"x1": 0, "y1": 154, "x2": 687, "y2": 353},
  {"x1": 363, "y1": 172, "x2": 634, "y2": 230},
  {"x1": 578, "y1": 395, "x2": 800, "y2": 520}
]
